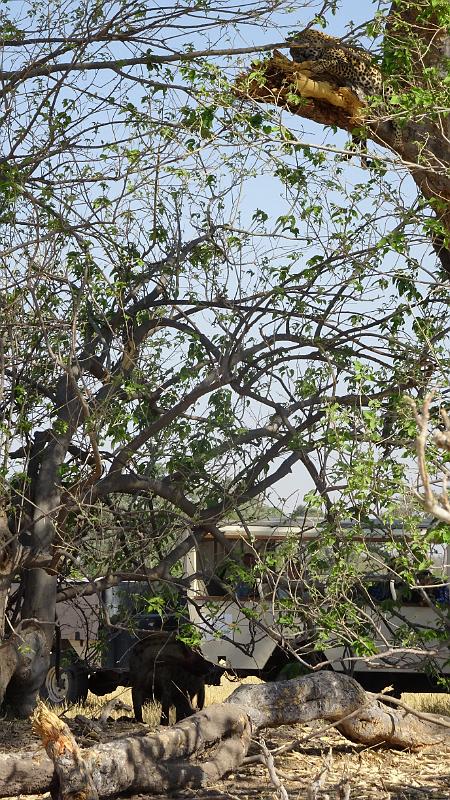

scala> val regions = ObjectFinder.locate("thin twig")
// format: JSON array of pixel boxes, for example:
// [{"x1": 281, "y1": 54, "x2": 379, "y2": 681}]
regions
[
  {"x1": 259, "y1": 737, "x2": 289, "y2": 800},
  {"x1": 306, "y1": 748, "x2": 333, "y2": 800}
]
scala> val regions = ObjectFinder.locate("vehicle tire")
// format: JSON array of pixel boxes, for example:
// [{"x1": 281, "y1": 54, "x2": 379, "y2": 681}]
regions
[{"x1": 40, "y1": 665, "x2": 89, "y2": 705}]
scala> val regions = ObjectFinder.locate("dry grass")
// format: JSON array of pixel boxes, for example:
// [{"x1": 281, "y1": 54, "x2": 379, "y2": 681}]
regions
[
  {"x1": 64, "y1": 674, "x2": 263, "y2": 725},
  {"x1": 205, "y1": 674, "x2": 262, "y2": 704},
  {"x1": 63, "y1": 676, "x2": 449, "y2": 727},
  {"x1": 400, "y1": 691, "x2": 450, "y2": 715}
]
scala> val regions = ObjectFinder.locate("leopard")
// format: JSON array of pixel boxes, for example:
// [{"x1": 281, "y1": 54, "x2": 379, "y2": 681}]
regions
[{"x1": 288, "y1": 29, "x2": 399, "y2": 159}]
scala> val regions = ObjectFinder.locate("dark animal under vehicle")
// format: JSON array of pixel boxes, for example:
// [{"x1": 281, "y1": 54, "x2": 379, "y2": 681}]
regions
[{"x1": 129, "y1": 632, "x2": 224, "y2": 724}]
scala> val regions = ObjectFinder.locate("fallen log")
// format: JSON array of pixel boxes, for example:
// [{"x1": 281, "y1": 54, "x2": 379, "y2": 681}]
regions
[
  {"x1": 0, "y1": 747, "x2": 54, "y2": 796},
  {"x1": 31, "y1": 701, "x2": 251, "y2": 800},
  {"x1": 226, "y1": 672, "x2": 449, "y2": 748},
  {"x1": 1, "y1": 672, "x2": 448, "y2": 798}
]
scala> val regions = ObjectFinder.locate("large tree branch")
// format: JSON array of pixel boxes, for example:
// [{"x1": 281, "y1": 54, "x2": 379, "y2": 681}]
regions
[
  {"x1": 25, "y1": 673, "x2": 449, "y2": 799},
  {"x1": 89, "y1": 473, "x2": 198, "y2": 517},
  {"x1": 240, "y1": 47, "x2": 450, "y2": 269}
]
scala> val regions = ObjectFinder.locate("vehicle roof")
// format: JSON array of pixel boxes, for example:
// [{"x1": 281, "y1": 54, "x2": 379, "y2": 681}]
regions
[{"x1": 216, "y1": 516, "x2": 432, "y2": 541}]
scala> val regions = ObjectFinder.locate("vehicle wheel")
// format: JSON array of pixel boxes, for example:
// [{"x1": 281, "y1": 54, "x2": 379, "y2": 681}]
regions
[{"x1": 40, "y1": 665, "x2": 89, "y2": 705}]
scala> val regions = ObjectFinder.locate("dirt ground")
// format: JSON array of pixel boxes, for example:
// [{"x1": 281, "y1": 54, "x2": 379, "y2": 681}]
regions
[{"x1": 2, "y1": 680, "x2": 450, "y2": 800}]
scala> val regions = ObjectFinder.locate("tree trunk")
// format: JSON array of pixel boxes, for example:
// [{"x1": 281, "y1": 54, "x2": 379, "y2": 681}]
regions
[
  {"x1": 0, "y1": 639, "x2": 18, "y2": 706},
  {"x1": 0, "y1": 507, "x2": 45, "y2": 714},
  {"x1": 3, "y1": 673, "x2": 445, "y2": 799},
  {"x1": 386, "y1": 1, "x2": 450, "y2": 272},
  {"x1": 2, "y1": 378, "x2": 80, "y2": 717},
  {"x1": 226, "y1": 672, "x2": 449, "y2": 748},
  {"x1": 2, "y1": 621, "x2": 49, "y2": 716},
  {"x1": 0, "y1": 507, "x2": 19, "y2": 640}
]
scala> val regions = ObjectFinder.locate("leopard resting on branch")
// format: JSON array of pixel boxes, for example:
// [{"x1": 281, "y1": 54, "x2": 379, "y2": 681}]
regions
[{"x1": 288, "y1": 28, "x2": 400, "y2": 162}]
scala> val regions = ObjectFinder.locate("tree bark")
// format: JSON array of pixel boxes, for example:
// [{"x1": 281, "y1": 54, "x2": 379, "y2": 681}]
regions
[
  {"x1": 0, "y1": 673, "x2": 444, "y2": 799},
  {"x1": 28, "y1": 701, "x2": 252, "y2": 800},
  {"x1": 0, "y1": 749, "x2": 54, "y2": 797},
  {"x1": 4, "y1": 376, "x2": 81, "y2": 716},
  {"x1": 2, "y1": 621, "x2": 49, "y2": 716},
  {"x1": 0, "y1": 639, "x2": 18, "y2": 707},
  {"x1": 226, "y1": 672, "x2": 449, "y2": 748},
  {"x1": 386, "y1": 1, "x2": 450, "y2": 271},
  {"x1": 0, "y1": 507, "x2": 21, "y2": 640}
]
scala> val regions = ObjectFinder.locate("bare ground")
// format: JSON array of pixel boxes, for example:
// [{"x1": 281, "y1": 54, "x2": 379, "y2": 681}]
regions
[{"x1": 1, "y1": 680, "x2": 449, "y2": 800}]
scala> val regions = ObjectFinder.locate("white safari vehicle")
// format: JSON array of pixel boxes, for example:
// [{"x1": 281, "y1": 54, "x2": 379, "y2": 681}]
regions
[
  {"x1": 34, "y1": 516, "x2": 450, "y2": 703},
  {"x1": 185, "y1": 517, "x2": 450, "y2": 693}
]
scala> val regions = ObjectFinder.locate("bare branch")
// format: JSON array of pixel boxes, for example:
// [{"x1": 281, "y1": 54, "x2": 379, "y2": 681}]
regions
[{"x1": 406, "y1": 392, "x2": 450, "y2": 523}]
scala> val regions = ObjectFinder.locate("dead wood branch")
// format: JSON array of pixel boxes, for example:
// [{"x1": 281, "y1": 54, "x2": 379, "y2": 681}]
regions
[
  {"x1": 244, "y1": 703, "x2": 367, "y2": 765},
  {"x1": 73, "y1": 714, "x2": 103, "y2": 736},
  {"x1": 226, "y1": 672, "x2": 449, "y2": 748},
  {"x1": 306, "y1": 747, "x2": 333, "y2": 800},
  {"x1": 259, "y1": 737, "x2": 289, "y2": 800},
  {"x1": 0, "y1": 746, "x2": 53, "y2": 797},
  {"x1": 338, "y1": 779, "x2": 351, "y2": 800},
  {"x1": 3, "y1": 673, "x2": 449, "y2": 798},
  {"x1": 369, "y1": 691, "x2": 450, "y2": 730},
  {"x1": 30, "y1": 701, "x2": 251, "y2": 799},
  {"x1": 32, "y1": 702, "x2": 99, "y2": 800},
  {"x1": 98, "y1": 698, "x2": 132, "y2": 726}
]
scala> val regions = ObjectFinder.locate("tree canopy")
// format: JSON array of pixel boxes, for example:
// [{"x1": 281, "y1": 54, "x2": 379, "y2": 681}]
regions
[{"x1": 0, "y1": 0, "x2": 449, "y2": 717}]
